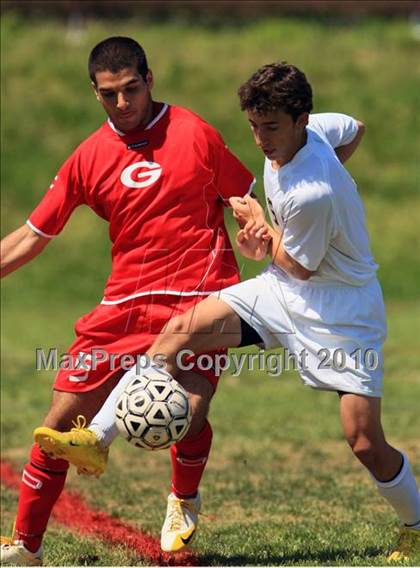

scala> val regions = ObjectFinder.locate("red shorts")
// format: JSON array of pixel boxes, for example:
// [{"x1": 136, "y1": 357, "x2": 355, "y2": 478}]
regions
[{"x1": 54, "y1": 295, "x2": 224, "y2": 393}]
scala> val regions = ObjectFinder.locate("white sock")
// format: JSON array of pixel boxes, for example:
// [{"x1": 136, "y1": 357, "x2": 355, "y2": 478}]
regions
[
  {"x1": 89, "y1": 364, "x2": 149, "y2": 447},
  {"x1": 373, "y1": 452, "x2": 420, "y2": 528}
]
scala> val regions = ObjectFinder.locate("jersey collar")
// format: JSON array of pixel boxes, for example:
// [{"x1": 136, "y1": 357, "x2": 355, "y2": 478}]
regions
[{"x1": 107, "y1": 103, "x2": 169, "y2": 137}]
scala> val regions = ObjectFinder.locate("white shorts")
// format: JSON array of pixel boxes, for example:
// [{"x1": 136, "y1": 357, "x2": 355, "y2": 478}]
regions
[{"x1": 215, "y1": 266, "x2": 387, "y2": 397}]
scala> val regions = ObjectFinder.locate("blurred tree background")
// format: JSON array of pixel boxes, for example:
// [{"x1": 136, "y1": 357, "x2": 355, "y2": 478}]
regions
[
  {"x1": 2, "y1": 0, "x2": 420, "y2": 310},
  {"x1": 1, "y1": 5, "x2": 420, "y2": 564}
]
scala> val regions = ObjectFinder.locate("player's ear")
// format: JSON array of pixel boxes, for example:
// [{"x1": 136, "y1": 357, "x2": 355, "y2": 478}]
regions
[
  {"x1": 91, "y1": 82, "x2": 101, "y2": 102},
  {"x1": 145, "y1": 70, "x2": 154, "y2": 90},
  {"x1": 296, "y1": 112, "x2": 309, "y2": 129}
]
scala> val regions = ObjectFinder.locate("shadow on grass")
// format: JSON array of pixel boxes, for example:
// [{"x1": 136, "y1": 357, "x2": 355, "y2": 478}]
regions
[{"x1": 200, "y1": 544, "x2": 385, "y2": 566}]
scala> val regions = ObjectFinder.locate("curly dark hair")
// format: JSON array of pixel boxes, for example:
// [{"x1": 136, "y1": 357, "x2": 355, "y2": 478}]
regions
[
  {"x1": 88, "y1": 36, "x2": 148, "y2": 84},
  {"x1": 238, "y1": 62, "x2": 313, "y2": 121}
]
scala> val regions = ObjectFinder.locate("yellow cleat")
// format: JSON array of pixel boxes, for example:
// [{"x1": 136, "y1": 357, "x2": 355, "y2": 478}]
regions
[
  {"x1": 387, "y1": 526, "x2": 420, "y2": 562},
  {"x1": 0, "y1": 538, "x2": 43, "y2": 566},
  {"x1": 33, "y1": 415, "x2": 108, "y2": 477},
  {"x1": 160, "y1": 492, "x2": 200, "y2": 552}
]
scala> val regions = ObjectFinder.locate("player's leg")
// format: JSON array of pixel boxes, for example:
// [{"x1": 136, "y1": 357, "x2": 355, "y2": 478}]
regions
[
  {"x1": 339, "y1": 393, "x2": 420, "y2": 559},
  {"x1": 172, "y1": 369, "x2": 215, "y2": 492},
  {"x1": 34, "y1": 296, "x2": 240, "y2": 477},
  {"x1": 34, "y1": 298, "x2": 148, "y2": 469},
  {"x1": 1, "y1": 379, "x2": 120, "y2": 565},
  {"x1": 43, "y1": 377, "x2": 121, "y2": 428},
  {"x1": 34, "y1": 288, "x2": 261, "y2": 478},
  {"x1": 339, "y1": 393, "x2": 403, "y2": 480},
  {"x1": 159, "y1": 294, "x2": 266, "y2": 552},
  {"x1": 35, "y1": 374, "x2": 122, "y2": 476},
  {"x1": 89, "y1": 296, "x2": 240, "y2": 552},
  {"x1": 148, "y1": 295, "x2": 242, "y2": 372},
  {"x1": 161, "y1": 369, "x2": 215, "y2": 552},
  {"x1": 82, "y1": 295, "x2": 242, "y2": 448}
]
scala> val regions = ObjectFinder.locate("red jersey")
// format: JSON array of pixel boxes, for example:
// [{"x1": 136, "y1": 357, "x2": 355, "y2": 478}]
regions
[{"x1": 28, "y1": 104, "x2": 254, "y2": 304}]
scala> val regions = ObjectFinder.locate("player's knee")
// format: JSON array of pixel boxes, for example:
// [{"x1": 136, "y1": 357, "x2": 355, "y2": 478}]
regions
[
  {"x1": 159, "y1": 314, "x2": 193, "y2": 347},
  {"x1": 346, "y1": 433, "x2": 377, "y2": 466},
  {"x1": 352, "y1": 442, "x2": 375, "y2": 467}
]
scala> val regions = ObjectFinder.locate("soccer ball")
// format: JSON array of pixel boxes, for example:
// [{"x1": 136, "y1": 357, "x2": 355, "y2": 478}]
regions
[{"x1": 115, "y1": 367, "x2": 191, "y2": 450}]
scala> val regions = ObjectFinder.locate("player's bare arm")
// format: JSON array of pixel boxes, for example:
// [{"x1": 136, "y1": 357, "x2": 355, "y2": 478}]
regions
[
  {"x1": 266, "y1": 225, "x2": 314, "y2": 280},
  {"x1": 0, "y1": 225, "x2": 50, "y2": 278},
  {"x1": 335, "y1": 120, "x2": 365, "y2": 163}
]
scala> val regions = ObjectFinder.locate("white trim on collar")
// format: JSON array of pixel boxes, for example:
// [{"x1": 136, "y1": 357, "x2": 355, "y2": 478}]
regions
[
  {"x1": 107, "y1": 103, "x2": 169, "y2": 137},
  {"x1": 145, "y1": 103, "x2": 168, "y2": 130},
  {"x1": 107, "y1": 118, "x2": 126, "y2": 136}
]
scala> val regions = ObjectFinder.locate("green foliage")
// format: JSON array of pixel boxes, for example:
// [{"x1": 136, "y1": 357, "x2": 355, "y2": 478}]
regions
[
  {"x1": 1, "y1": 15, "x2": 420, "y2": 301},
  {"x1": 1, "y1": 15, "x2": 420, "y2": 566}
]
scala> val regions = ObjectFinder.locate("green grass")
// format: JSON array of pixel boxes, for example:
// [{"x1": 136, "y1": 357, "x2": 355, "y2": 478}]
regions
[
  {"x1": 2, "y1": 301, "x2": 420, "y2": 565},
  {"x1": 2, "y1": 15, "x2": 420, "y2": 299},
  {"x1": 1, "y1": 14, "x2": 420, "y2": 566},
  {"x1": 1, "y1": 487, "x2": 143, "y2": 566}
]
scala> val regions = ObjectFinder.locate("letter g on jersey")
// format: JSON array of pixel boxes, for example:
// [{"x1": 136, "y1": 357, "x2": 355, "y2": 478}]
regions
[{"x1": 120, "y1": 161, "x2": 162, "y2": 189}]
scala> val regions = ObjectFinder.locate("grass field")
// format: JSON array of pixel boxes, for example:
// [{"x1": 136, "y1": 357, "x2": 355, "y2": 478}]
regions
[{"x1": 1, "y1": 14, "x2": 420, "y2": 566}]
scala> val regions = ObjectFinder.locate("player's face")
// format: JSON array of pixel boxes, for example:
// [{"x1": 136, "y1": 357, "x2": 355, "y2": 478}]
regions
[
  {"x1": 247, "y1": 109, "x2": 308, "y2": 166},
  {"x1": 93, "y1": 67, "x2": 154, "y2": 132}
]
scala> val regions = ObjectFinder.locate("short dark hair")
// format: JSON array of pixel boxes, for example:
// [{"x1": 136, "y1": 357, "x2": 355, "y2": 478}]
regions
[
  {"x1": 88, "y1": 36, "x2": 148, "y2": 84},
  {"x1": 238, "y1": 62, "x2": 313, "y2": 121}
]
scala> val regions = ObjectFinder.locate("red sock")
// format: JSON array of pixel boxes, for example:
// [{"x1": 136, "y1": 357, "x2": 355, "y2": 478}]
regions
[
  {"x1": 14, "y1": 444, "x2": 69, "y2": 552},
  {"x1": 170, "y1": 421, "x2": 213, "y2": 499}
]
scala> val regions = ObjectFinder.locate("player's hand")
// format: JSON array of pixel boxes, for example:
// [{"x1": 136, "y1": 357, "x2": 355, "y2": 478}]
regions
[
  {"x1": 242, "y1": 218, "x2": 271, "y2": 241},
  {"x1": 229, "y1": 195, "x2": 266, "y2": 228},
  {"x1": 236, "y1": 228, "x2": 270, "y2": 261}
]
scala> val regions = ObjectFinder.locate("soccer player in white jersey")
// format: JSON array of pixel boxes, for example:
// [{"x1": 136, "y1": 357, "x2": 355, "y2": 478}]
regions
[
  {"x1": 0, "y1": 37, "x2": 255, "y2": 564},
  {"x1": 46, "y1": 62, "x2": 419, "y2": 560}
]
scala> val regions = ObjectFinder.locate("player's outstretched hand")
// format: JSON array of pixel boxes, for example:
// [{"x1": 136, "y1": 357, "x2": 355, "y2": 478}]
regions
[{"x1": 236, "y1": 228, "x2": 270, "y2": 261}]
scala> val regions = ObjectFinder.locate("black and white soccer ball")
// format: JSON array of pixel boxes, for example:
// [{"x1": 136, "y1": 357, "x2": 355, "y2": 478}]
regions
[{"x1": 115, "y1": 367, "x2": 192, "y2": 450}]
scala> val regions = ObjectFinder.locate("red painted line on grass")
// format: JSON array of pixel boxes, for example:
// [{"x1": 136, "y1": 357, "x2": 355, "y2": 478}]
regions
[{"x1": 1, "y1": 460, "x2": 199, "y2": 566}]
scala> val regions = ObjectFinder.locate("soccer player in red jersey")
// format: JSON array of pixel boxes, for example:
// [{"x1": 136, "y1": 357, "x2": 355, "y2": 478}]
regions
[
  {"x1": 0, "y1": 37, "x2": 254, "y2": 564},
  {"x1": 41, "y1": 62, "x2": 420, "y2": 562}
]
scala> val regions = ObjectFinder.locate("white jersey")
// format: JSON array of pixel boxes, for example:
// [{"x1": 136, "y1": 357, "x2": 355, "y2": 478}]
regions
[
  {"x1": 264, "y1": 112, "x2": 378, "y2": 285},
  {"x1": 215, "y1": 113, "x2": 386, "y2": 397}
]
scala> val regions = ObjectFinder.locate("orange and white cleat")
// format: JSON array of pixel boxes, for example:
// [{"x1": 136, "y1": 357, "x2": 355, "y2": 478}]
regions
[{"x1": 160, "y1": 492, "x2": 201, "y2": 552}]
